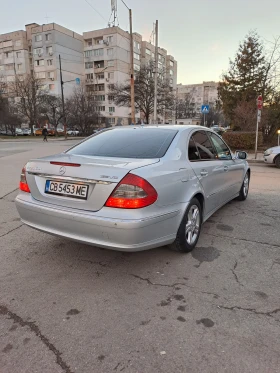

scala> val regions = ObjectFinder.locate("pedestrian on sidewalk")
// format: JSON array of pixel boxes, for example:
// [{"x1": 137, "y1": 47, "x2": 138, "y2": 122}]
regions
[{"x1": 42, "y1": 127, "x2": 48, "y2": 142}]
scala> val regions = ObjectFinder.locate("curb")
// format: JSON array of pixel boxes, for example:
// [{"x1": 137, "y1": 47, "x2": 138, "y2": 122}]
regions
[{"x1": 247, "y1": 159, "x2": 264, "y2": 164}]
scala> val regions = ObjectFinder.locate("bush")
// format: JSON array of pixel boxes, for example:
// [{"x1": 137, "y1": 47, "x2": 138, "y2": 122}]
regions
[{"x1": 222, "y1": 131, "x2": 263, "y2": 150}]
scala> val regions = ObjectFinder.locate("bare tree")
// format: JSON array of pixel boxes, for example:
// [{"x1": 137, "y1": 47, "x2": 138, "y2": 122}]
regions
[
  {"x1": 110, "y1": 62, "x2": 175, "y2": 124},
  {"x1": 39, "y1": 94, "x2": 64, "y2": 133},
  {"x1": 0, "y1": 97, "x2": 21, "y2": 136},
  {"x1": 176, "y1": 93, "x2": 196, "y2": 120},
  {"x1": 10, "y1": 72, "x2": 42, "y2": 134},
  {"x1": 66, "y1": 85, "x2": 102, "y2": 136}
]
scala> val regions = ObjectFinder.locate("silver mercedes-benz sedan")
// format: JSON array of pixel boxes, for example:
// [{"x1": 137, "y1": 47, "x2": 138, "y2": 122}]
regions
[{"x1": 15, "y1": 125, "x2": 250, "y2": 253}]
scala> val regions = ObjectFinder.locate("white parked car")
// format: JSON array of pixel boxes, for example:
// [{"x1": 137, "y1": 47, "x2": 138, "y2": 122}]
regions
[
  {"x1": 264, "y1": 146, "x2": 280, "y2": 168},
  {"x1": 67, "y1": 130, "x2": 79, "y2": 136}
]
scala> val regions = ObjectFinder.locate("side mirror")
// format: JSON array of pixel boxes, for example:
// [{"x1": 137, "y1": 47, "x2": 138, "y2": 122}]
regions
[{"x1": 235, "y1": 150, "x2": 247, "y2": 160}]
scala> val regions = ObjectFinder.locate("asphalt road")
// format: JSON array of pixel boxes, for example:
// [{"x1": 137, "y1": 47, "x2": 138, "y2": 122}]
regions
[{"x1": 0, "y1": 140, "x2": 280, "y2": 373}]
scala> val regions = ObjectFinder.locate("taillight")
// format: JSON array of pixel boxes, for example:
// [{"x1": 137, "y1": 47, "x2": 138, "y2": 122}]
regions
[
  {"x1": 19, "y1": 165, "x2": 30, "y2": 193},
  {"x1": 105, "y1": 174, "x2": 157, "y2": 209}
]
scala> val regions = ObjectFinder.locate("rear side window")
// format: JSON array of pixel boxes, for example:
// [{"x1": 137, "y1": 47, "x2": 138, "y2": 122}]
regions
[
  {"x1": 191, "y1": 131, "x2": 216, "y2": 160},
  {"x1": 67, "y1": 128, "x2": 178, "y2": 159}
]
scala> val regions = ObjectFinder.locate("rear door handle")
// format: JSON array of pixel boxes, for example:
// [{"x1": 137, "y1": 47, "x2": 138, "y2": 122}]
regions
[{"x1": 200, "y1": 170, "x2": 208, "y2": 177}]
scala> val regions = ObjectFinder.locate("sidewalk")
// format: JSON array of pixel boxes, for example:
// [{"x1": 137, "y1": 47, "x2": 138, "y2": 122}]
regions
[
  {"x1": 0, "y1": 136, "x2": 85, "y2": 142},
  {"x1": 247, "y1": 152, "x2": 264, "y2": 164}
]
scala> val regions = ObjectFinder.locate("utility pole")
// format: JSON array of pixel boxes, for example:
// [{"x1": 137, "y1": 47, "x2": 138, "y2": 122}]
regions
[
  {"x1": 153, "y1": 20, "x2": 159, "y2": 124},
  {"x1": 129, "y1": 9, "x2": 135, "y2": 124},
  {"x1": 59, "y1": 54, "x2": 67, "y2": 139}
]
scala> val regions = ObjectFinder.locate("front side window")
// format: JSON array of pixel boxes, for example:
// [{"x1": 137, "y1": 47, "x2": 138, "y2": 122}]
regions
[
  {"x1": 191, "y1": 131, "x2": 216, "y2": 160},
  {"x1": 188, "y1": 136, "x2": 200, "y2": 161},
  {"x1": 209, "y1": 132, "x2": 232, "y2": 160}
]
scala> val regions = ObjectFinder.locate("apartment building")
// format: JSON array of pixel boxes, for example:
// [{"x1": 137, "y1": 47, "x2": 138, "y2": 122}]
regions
[
  {"x1": 83, "y1": 26, "x2": 142, "y2": 126},
  {"x1": 177, "y1": 81, "x2": 219, "y2": 115},
  {"x1": 0, "y1": 23, "x2": 84, "y2": 97},
  {"x1": 141, "y1": 41, "x2": 177, "y2": 91}
]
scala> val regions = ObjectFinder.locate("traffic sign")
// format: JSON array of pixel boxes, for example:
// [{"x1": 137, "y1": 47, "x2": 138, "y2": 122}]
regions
[
  {"x1": 76, "y1": 78, "x2": 81, "y2": 85},
  {"x1": 257, "y1": 95, "x2": 263, "y2": 110},
  {"x1": 201, "y1": 105, "x2": 210, "y2": 114}
]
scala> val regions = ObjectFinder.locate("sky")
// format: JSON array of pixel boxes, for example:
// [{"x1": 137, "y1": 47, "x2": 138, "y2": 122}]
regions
[{"x1": 1, "y1": 0, "x2": 280, "y2": 84}]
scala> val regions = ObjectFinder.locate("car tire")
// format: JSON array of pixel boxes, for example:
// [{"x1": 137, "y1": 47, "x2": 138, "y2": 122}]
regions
[
  {"x1": 170, "y1": 197, "x2": 202, "y2": 253},
  {"x1": 237, "y1": 172, "x2": 250, "y2": 201},
  {"x1": 275, "y1": 155, "x2": 280, "y2": 168}
]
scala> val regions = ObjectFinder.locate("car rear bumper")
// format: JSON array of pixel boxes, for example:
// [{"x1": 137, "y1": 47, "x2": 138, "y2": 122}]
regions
[{"x1": 15, "y1": 193, "x2": 184, "y2": 252}]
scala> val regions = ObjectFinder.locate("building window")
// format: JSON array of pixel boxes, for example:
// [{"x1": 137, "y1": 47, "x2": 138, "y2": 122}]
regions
[
  {"x1": 47, "y1": 72, "x2": 54, "y2": 79},
  {"x1": 134, "y1": 64, "x2": 140, "y2": 71},
  {"x1": 0, "y1": 66, "x2": 4, "y2": 71},
  {"x1": 96, "y1": 84, "x2": 105, "y2": 91},
  {"x1": 4, "y1": 52, "x2": 12, "y2": 58},
  {"x1": 107, "y1": 48, "x2": 113, "y2": 56},
  {"x1": 35, "y1": 59, "x2": 45, "y2": 66},
  {"x1": 86, "y1": 73, "x2": 93, "y2": 80},
  {"x1": 85, "y1": 62, "x2": 93, "y2": 69},
  {"x1": 46, "y1": 46, "x2": 53, "y2": 54},
  {"x1": 108, "y1": 84, "x2": 114, "y2": 90},
  {"x1": 108, "y1": 60, "x2": 114, "y2": 67},
  {"x1": 170, "y1": 78, "x2": 173, "y2": 85},
  {"x1": 108, "y1": 95, "x2": 114, "y2": 102},
  {"x1": 146, "y1": 48, "x2": 151, "y2": 55},
  {"x1": 34, "y1": 48, "x2": 43, "y2": 55},
  {"x1": 35, "y1": 35, "x2": 42, "y2": 42},
  {"x1": 108, "y1": 72, "x2": 114, "y2": 79},
  {"x1": 94, "y1": 61, "x2": 104, "y2": 69},
  {"x1": 17, "y1": 64, "x2": 22, "y2": 70},
  {"x1": 3, "y1": 40, "x2": 12, "y2": 48},
  {"x1": 5, "y1": 64, "x2": 13, "y2": 71},
  {"x1": 94, "y1": 37, "x2": 103, "y2": 45},
  {"x1": 47, "y1": 59, "x2": 53, "y2": 66},
  {"x1": 45, "y1": 33, "x2": 52, "y2": 41},
  {"x1": 107, "y1": 36, "x2": 113, "y2": 44},
  {"x1": 97, "y1": 106, "x2": 105, "y2": 112},
  {"x1": 15, "y1": 40, "x2": 21, "y2": 47},
  {"x1": 85, "y1": 39, "x2": 92, "y2": 47},
  {"x1": 36, "y1": 72, "x2": 46, "y2": 79},
  {"x1": 170, "y1": 60, "x2": 174, "y2": 67},
  {"x1": 49, "y1": 84, "x2": 55, "y2": 90},
  {"x1": 16, "y1": 52, "x2": 21, "y2": 58},
  {"x1": 96, "y1": 73, "x2": 104, "y2": 80},
  {"x1": 108, "y1": 118, "x2": 115, "y2": 124},
  {"x1": 134, "y1": 41, "x2": 140, "y2": 49},
  {"x1": 109, "y1": 107, "x2": 115, "y2": 113},
  {"x1": 170, "y1": 70, "x2": 174, "y2": 75},
  {"x1": 94, "y1": 49, "x2": 104, "y2": 57},
  {"x1": 134, "y1": 53, "x2": 140, "y2": 60},
  {"x1": 95, "y1": 95, "x2": 105, "y2": 101},
  {"x1": 85, "y1": 50, "x2": 93, "y2": 58},
  {"x1": 152, "y1": 52, "x2": 155, "y2": 59}
]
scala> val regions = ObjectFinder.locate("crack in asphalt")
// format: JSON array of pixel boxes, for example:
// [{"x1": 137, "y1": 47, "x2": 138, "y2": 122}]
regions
[
  {"x1": 218, "y1": 305, "x2": 280, "y2": 320},
  {"x1": 0, "y1": 188, "x2": 18, "y2": 200},
  {"x1": 205, "y1": 232, "x2": 280, "y2": 249},
  {"x1": 130, "y1": 274, "x2": 220, "y2": 299},
  {"x1": 231, "y1": 260, "x2": 244, "y2": 287},
  {"x1": 0, "y1": 305, "x2": 73, "y2": 373},
  {"x1": 0, "y1": 224, "x2": 23, "y2": 238}
]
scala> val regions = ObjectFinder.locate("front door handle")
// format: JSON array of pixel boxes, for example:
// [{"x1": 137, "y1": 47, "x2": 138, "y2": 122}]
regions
[
  {"x1": 224, "y1": 166, "x2": 229, "y2": 172},
  {"x1": 200, "y1": 170, "x2": 208, "y2": 177}
]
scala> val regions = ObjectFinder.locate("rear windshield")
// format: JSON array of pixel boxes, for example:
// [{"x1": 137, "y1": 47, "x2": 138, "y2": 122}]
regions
[{"x1": 67, "y1": 128, "x2": 178, "y2": 159}]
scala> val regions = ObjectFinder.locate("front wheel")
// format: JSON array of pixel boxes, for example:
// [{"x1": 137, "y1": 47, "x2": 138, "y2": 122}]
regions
[
  {"x1": 170, "y1": 198, "x2": 202, "y2": 253},
  {"x1": 237, "y1": 172, "x2": 250, "y2": 201},
  {"x1": 275, "y1": 155, "x2": 280, "y2": 169}
]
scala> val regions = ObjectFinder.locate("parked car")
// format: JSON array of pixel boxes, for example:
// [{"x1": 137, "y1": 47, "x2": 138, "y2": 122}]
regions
[
  {"x1": 264, "y1": 146, "x2": 280, "y2": 168},
  {"x1": 34, "y1": 128, "x2": 43, "y2": 136},
  {"x1": 15, "y1": 125, "x2": 250, "y2": 253},
  {"x1": 22, "y1": 128, "x2": 31, "y2": 136},
  {"x1": 67, "y1": 129, "x2": 80, "y2": 136},
  {"x1": 16, "y1": 128, "x2": 24, "y2": 136}
]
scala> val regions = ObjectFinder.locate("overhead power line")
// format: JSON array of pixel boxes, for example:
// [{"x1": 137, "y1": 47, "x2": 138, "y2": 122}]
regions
[
  {"x1": 83, "y1": 0, "x2": 107, "y2": 22},
  {"x1": 120, "y1": 0, "x2": 129, "y2": 10}
]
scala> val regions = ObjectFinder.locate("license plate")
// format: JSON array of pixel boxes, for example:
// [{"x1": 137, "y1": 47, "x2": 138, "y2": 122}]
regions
[{"x1": 45, "y1": 180, "x2": 89, "y2": 200}]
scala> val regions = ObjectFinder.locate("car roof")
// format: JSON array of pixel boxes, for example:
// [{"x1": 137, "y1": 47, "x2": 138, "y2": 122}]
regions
[{"x1": 109, "y1": 125, "x2": 207, "y2": 132}]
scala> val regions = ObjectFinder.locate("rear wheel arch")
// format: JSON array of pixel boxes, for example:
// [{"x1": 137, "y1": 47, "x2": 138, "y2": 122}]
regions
[{"x1": 192, "y1": 192, "x2": 204, "y2": 216}]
